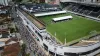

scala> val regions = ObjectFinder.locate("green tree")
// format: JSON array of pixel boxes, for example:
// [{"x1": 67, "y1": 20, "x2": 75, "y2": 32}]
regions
[
  {"x1": 21, "y1": 44, "x2": 26, "y2": 56},
  {"x1": 10, "y1": 28, "x2": 15, "y2": 33},
  {"x1": 26, "y1": 53, "x2": 30, "y2": 56}
]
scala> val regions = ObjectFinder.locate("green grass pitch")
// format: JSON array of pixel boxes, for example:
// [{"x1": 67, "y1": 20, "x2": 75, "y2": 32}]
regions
[{"x1": 38, "y1": 13, "x2": 100, "y2": 43}]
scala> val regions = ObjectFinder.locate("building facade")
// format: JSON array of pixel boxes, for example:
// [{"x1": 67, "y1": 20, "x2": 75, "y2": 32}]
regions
[
  {"x1": 45, "y1": 0, "x2": 60, "y2": 5},
  {"x1": 60, "y1": 0, "x2": 100, "y2": 4},
  {"x1": 0, "y1": 0, "x2": 12, "y2": 6}
]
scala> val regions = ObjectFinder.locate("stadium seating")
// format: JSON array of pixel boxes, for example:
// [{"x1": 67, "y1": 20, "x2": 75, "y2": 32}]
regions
[
  {"x1": 89, "y1": 7, "x2": 100, "y2": 17},
  {"x1": 19, "y1": 3, "x2": 62, "y2": 13},
  {"x1": 65, "y1": 3, "x2": 100, "y2": 18}
]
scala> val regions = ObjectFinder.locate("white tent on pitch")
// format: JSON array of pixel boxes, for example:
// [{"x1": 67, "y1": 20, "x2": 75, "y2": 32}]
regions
[{"x1": 52, "y1": 15, "x2": 73, "y2": 22}]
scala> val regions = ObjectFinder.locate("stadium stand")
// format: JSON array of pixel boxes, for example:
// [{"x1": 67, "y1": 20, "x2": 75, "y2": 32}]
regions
[
  {"x1": 19, "y1": 3, "x2": 62, "y2": 13},
  {"x1": 64, "y1": 3, "x2": 100, "y2": 18}
]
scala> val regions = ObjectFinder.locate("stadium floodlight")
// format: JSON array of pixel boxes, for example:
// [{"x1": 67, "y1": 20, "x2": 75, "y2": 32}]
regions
[
  {"x1": 64, "y1": 38, "x2": 66, "y2": 45},
  {"x1": 54, "y1": 47, "x2": 57, "y2": 56},
  {"x1": 64, "y1": 32, "x2": 66, "y2": 45},
  {"x1": 55, "y1": 32, "x2": 56, "y2": 37}
]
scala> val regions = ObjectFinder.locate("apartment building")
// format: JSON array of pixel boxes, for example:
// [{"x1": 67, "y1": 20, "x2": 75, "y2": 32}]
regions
[{"x1": 0, "y1": 0, "x2": 12, "y2": 6}]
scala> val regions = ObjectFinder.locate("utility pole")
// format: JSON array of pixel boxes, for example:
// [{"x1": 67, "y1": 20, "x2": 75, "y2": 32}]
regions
[{"x1": 64, "y1": 32, "x2": 66, "y2": 45}]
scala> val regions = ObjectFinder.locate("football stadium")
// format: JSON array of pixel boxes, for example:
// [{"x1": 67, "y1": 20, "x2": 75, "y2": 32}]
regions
[
  {"x1": 38, "y1": 13, "x2": 100, "y2": 43},
  {"x1": 16, "y1": 0, "x2": 100, "y2": 56}
]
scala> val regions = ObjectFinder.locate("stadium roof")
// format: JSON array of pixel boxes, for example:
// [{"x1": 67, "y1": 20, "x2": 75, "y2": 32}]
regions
[
  {"x1": 34, "y1": 10, "x2": 66, "y2": 17},
  {"x1": 19, "y1": 8, "x2": 45, "y2": 30}
]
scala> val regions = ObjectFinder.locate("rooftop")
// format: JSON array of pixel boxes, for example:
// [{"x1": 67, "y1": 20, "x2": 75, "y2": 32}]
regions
[
  {"x1": 19, "y1": 8, "x2": 45, "y2": 30},
  {"x1": 1, "y1": 38, "x2": 20, "y2": 56},
  {"x1": 1, "y1": 43, "x2": 20, "y2": 56}
]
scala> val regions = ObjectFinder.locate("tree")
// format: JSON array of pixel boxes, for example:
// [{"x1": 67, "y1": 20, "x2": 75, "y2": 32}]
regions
[
  {"x1": 21, "y1": 44, "x2": 26, "y2": 56},
  {"x1": 26, "y1": 53, "x2": 30, "y2": 56},
  {"x1": 9, "y1": 28, "x2": 16, "y2": 33}
]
